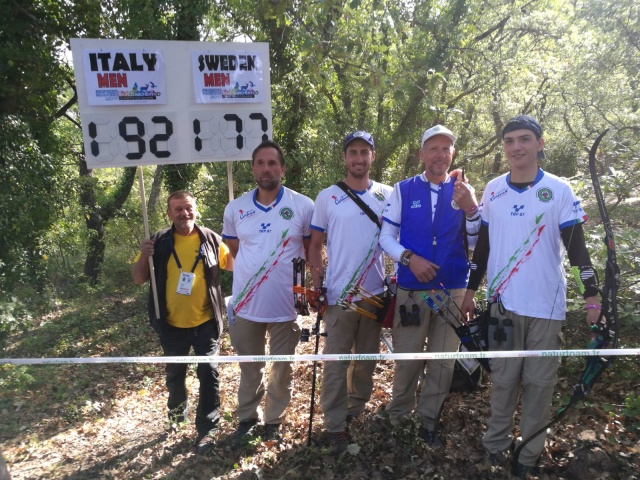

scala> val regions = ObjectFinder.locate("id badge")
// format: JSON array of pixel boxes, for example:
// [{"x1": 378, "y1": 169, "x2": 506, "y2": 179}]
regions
[{"x1": 176, "y1": 272, "x2": 195, "y2": 295}]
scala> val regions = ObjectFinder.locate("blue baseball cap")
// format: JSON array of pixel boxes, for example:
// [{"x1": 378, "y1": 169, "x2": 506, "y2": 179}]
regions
[{"x1": 343, "y1": 130, "x2": 375, "y2": 151}]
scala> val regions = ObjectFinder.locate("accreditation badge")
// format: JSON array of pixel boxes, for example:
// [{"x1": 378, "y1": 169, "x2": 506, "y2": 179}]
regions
[{"x1": 176, "y1": 271, "x2": 195, "y2": 295}]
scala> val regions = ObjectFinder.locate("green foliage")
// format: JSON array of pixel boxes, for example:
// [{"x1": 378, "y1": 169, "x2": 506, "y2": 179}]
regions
[
  {"x1": 0, "y1": 365, "x2": 36, "y2": 392},
  {"x1": 622, "y1": 392, "x2": 640, "y2": 431},
  {"x1": 0, "y1": 117, "x2": 68, "y2": 291},
  {"x1": 0, "y1": 293, "x2": 32, "y2": 348},
  {"x1": 3, "y1": 0, "x2": 639, "y2": 312}
]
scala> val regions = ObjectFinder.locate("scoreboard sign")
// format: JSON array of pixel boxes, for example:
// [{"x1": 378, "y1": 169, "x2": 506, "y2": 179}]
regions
[{"x1": 71, "y1": 38, "x2": 272, "y2": 168}]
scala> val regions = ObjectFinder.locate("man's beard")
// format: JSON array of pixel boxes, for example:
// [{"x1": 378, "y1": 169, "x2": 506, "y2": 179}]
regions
[
  {"x1": 256, "y1": 176, "x2": 280, "y2": 191},
  {"x1": 347, "y1": 164, "x2": 369, "y2": 179}
]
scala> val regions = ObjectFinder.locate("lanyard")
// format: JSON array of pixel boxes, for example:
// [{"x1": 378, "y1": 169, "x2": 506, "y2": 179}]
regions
[{"x1": 170, "y1": 237, "x2": 204, "y2": 273}]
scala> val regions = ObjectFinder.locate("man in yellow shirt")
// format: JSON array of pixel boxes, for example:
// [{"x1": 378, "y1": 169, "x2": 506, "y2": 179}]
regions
[{"x1": 133, "y1": 191, "x2": 232, "y2": 454}]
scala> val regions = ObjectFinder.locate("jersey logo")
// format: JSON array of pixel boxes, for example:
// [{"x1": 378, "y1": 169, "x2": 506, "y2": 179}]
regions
[
  {"x1": 279, "y1": 207, "x2": 294, "y2": 220},
  {"x1": 411, "y1": 200, "x2": 421, "y2": 209},
  {"x1": 259, "y1": 222, "x2": 271, "y2": 233},
  {"x1": 511, "y1": 205, "x2": 525, "y2": 217},
  {"x1": 536, "y1": 187, "x2": 553, "y2": 203},
  {"x1": 490, "y1": 188, "x2": 508, "y2": 202},
  {"x1": 331, "y1": 194, "x2": 349, "y2": 205},
  {"x1": 239, "y1": 209, "x2": 256, "y2": 220},
  {"x1": 373, "y1": 190, "x2": 386, "y2": 202}
]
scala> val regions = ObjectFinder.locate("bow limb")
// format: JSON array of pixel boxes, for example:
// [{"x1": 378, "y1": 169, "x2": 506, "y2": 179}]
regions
[{"x1": 588, "y1": 129, "x2": 620, "y2": 353}]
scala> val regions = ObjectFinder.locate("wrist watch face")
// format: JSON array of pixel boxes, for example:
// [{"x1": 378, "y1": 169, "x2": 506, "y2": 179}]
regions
[{"x1": 401, "y1": 256, "x2": 410, "y2": 266}]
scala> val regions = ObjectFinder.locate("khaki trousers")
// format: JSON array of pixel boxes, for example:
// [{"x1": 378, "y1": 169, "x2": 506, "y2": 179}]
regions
[
  {"x1": 320, "y1": 302, "x2": 383, "y2": 432},
  {"x1": 229, "y1": 315, "x2": 300, "y2": 425},
  {"x1": 482, "y1": 306, "x2": 563, "y2": 467},
  {"x1": 386, "y1": 288, "x2": 463, "y2": 430}
]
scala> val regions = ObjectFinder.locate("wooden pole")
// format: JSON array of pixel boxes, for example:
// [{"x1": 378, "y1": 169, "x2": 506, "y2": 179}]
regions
[
  {"x1": 227, "y1": 160, "x2": 234, "y2": 201},
  {"x1": 137, "y1": 166, "x2": 160, "y2": 319}
]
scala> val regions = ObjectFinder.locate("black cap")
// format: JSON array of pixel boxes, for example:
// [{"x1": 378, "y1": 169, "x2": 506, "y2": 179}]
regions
[
  {"x1": 503, "y1": 115, "x2": 545, "y2": 160},
  {"x1": 502, "y1": 115, "x2": 543, "y2": 139}
]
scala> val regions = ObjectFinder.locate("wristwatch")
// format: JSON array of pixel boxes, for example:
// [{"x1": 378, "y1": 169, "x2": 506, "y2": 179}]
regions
[{"x1": 400, "y1": 250, "x2": 414, "y2": 266}]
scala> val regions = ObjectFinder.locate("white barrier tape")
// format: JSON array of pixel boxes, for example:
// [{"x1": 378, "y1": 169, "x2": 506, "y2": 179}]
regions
[{"x1": 1, "y1": 349, "x2": 639, "y2": 365}]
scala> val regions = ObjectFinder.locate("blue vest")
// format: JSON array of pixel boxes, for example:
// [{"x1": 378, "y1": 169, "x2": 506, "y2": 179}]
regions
[{"x1": 397, "y1": 176, "x2": 469, "y2": 290}]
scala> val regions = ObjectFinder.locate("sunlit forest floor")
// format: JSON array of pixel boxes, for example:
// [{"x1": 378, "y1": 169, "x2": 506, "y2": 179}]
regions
[{"x1": 0, "y1": 285, "x2": 638, "y2": 479}]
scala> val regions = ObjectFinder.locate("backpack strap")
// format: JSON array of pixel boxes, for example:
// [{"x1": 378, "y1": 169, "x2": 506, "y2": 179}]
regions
[{"x1": 335, "y1": 181, "x2": 381, "y2": 229}]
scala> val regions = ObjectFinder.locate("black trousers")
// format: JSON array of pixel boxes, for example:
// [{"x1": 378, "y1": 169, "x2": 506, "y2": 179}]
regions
[{"x1": 158, "y1": 319, "x2": 220, "y2": 436}]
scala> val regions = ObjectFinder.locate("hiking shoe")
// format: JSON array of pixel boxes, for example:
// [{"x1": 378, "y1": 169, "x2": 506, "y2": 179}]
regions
[
  {"x1": 487, "y1": 448, "x2": 510, "y2": 465},
  {"x1": 228, "y1": 419, "x2": 258, "y2": 447},
  {"x1": 327, "y1": 431, "x2": 350, "y2": 456},
  {"x1": 420, "y1": 428, "x2": 443, "y2": 448},
  {"x1": 264, "y1": 423, "x2": 282, "y2": 441},
  {"x1": 194, "y1": 430, "x2": 216, "y2": 455},
  {"x1": 513, "y1": 462, "x2": 539, "y2": 479}
]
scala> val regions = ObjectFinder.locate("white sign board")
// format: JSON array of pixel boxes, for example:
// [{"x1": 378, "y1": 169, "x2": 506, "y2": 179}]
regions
[{"x1": 71, "y1": 38, "x2": 272, "y2": 168}]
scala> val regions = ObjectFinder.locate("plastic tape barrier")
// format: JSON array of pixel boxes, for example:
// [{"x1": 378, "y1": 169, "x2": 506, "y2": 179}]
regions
[{"x1": 1, "y1": 349, "x2": 639, "y2": 365}]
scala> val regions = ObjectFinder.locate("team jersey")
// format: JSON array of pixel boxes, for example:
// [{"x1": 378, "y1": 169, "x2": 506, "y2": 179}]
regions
[
  {"x1": 381, "y1": 174, "x2": 476, "y2": 290},
  {"x1": 480, "y1": 168, "x2": 587, "y2": 320},
  {"x1": 311, "y1": 181, "x2": 393, "y2": 305},
  {"x1": 222, "y1": 185, "x2": 314, "y2": 322}
]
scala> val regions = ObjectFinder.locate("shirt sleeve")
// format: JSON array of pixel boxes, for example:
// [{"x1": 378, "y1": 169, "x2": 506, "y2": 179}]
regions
[
  {"x1": 559, "y1": 183, "x2": 587, "y2": 230},
  {"x1": 222, "y1": 203, "x2": 237, "y2": 239},
  {"x1": 310, "y1": 190, "x2": 328, "y2": 233},
  {"x1": 560, "y1": 223, "x2": 599, "y2": 298},
  {"x1": 467, "y1": 190, "x2": 491, "y2": 290},
  {"x1": 465, "y1": 212, "x2": 481, "y2": 251},
  {"x1": 218, "y1": 241, "x2": 230, "y2": 270},
  {"x1": 302, "y1": 196, "x2": 314, "y2": 237},
  {"x1": 467, "y1": 223, "x2": 489, "y2": 290},
  {"x1": 379, "y1": 183, "x2": 404, "y2": 261},
  {"x1": 381, "y1": 184, "x2": 402, "y2": 227}
]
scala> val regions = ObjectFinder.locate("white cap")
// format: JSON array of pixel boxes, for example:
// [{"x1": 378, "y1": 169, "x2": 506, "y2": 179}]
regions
[{"x1": 421, "y1": 125, "x2": 456, "y2": 146}]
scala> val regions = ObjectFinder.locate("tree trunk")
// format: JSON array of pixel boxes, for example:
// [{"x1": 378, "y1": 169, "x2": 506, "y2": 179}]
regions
[
  {"x1": 147, "y1": 165, "x2": 164, "y2": 214},
  {"x1": 78, "y1": 153, "x2": 136, "y2": 284}
]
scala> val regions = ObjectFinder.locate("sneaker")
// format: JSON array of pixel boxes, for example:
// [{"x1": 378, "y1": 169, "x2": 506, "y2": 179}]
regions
[
  {"x1": 420, "y1": 428, "x2": 443, "y2": 448},
  {"x1": 513, "y1": 462, "x2": 539, "y2": 479},
  {"x1": 327, "y1": 431, "x2": 350, "y2": 456},
  {"x1": 194, "y1": 431, "x2": 216, "y2": 455},
  {"x1": 228, "y1": 419, "x2": 258, "y2": 447},
  {"x1": 264, "y1": 423, "x2": 282, "y2": 441}
]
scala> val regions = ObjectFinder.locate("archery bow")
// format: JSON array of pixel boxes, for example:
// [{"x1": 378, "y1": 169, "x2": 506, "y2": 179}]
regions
[
  {"x1": 292, "y1": 257, "x2": 328, "y2": 447},
  {"x1": 512, "y1": 129, "x2": 621, "y2": 471},
  {"x1": 424, "y1": 292, "x2": 492, "y2": 373}
]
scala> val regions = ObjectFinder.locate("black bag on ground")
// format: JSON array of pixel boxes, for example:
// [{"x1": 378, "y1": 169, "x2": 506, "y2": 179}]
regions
[{"x1": 449, "y1": 347, "x2": 483, "y2": 393}]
